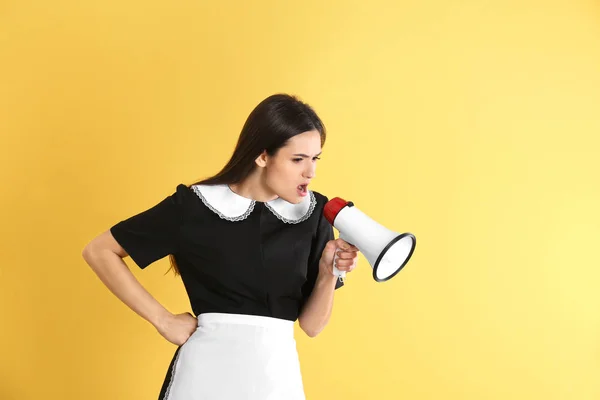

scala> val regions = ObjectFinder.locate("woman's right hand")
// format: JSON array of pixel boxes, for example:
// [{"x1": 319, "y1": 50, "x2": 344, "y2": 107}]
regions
[{"x1": 156, "y1": 312, "x2": 198, "y2": 346}]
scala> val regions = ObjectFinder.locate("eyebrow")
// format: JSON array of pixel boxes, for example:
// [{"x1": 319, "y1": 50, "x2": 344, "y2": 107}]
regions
[{"x1": 292, "y1": 152, "x2": 322, "y2": 157}]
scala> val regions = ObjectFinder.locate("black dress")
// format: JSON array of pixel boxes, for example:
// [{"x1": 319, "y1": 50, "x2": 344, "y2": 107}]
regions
[{"x1": 110, "y1": 183, "x2": 343, "y2": 399}]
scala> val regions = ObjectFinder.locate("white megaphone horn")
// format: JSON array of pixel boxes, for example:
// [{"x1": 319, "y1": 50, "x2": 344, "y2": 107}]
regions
[{"x1": 324, "y1": 197, "x2": 416, "y2": 282}]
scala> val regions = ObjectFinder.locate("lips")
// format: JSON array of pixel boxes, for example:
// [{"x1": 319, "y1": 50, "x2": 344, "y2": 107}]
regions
[{"x1": 297, "y1": 183, "x2": 308, "y2": 197}]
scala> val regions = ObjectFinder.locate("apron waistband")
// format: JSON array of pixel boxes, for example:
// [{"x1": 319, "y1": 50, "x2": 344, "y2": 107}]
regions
[{"x1": 197, "y1": 312, "x2": 295, "y2": 330}]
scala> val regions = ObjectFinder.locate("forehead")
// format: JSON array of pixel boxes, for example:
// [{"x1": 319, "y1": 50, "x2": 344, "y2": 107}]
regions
[{"x1": 280, "y1": 130, "x2": 322, "y2": 154}]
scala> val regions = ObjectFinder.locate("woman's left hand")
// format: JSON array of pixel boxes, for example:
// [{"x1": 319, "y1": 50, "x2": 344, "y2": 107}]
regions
[{"x1": 319, "y1": 238, "x2": 360, "y2": 278}]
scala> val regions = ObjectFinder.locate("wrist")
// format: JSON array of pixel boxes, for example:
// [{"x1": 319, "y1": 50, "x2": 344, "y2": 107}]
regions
[
  {"x1": 150, "y1": 308, "x2": 173, "y2": 329},
  {"x1": 316, "y1": 267, "x2": 338, "y2": 286}
]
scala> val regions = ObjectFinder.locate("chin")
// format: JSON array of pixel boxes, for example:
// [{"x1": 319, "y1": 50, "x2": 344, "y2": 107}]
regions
[
  {"x1": 277, "y1": 191, "x2": 303, "y2": 204},
  {"x1": 280, "y1": 195, "x2": 301, "y2": 204}
]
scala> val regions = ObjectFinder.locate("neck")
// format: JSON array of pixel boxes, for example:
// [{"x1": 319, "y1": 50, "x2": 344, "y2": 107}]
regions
[{"x1": 229, "y1": 169, "x2": 279, "y2": 202}]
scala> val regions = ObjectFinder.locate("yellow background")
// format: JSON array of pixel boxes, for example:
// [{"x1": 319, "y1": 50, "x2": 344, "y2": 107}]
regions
[{"x1": 1, "y1": 0, "x2": 599, "y2": 399}]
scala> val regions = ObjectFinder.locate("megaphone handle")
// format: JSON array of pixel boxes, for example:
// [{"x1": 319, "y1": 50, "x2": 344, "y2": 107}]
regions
[
  {"x1": 333, "y1": 251, "x2": 346, "y2": 282},
  {"x1": 333, "y1": 230, "x2": 352, "y2": 283}
]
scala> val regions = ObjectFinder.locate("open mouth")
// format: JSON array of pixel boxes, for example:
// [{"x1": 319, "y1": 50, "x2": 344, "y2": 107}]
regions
[{"x1": 297, "y1": 184, "x2": 308, "y2": 196}]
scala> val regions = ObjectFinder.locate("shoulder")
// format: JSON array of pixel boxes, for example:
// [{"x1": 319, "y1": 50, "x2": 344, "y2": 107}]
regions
[
  {"x1": 174, "y1": 183, "x2": 192, "y2": 197},
  {"x1": 161, "y1": 183, "x2": 204, "y2": 215},
  {"x1": 168, "y1": 183, "x2": 197, "y2": 206}
]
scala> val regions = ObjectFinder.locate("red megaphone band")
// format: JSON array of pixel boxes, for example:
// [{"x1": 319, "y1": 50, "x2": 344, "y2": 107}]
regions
[{"x1": 324, "y1": 197, "x2": 350, "y2": 225}]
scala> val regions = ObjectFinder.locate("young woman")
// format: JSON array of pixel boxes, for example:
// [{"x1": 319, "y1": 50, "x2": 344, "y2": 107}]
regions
[{"x1": 82, "y1": 93, "x2": 359, "y2": 399}]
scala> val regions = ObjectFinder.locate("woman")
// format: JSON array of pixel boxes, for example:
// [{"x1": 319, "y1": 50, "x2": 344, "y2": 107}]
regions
[{"x1": 82, "y1": 93, "x2": 359, "y2": 399}]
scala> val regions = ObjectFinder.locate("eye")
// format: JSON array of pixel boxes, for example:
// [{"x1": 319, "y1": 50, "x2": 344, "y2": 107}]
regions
[
  {"x1": 313, "y1": 157, "x2": 321, "y2": 161},
  {"x1": 292, "y1": 158, "x2": 303, "y2": 163}
]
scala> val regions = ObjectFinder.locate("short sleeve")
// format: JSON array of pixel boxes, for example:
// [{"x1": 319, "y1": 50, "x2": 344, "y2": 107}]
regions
[
  {"x1": 110, "y1": 184, "x2": 187, "y2": 269},
  {"x1": 301, "y1": 196, "x2": 344, "y2": 305}
]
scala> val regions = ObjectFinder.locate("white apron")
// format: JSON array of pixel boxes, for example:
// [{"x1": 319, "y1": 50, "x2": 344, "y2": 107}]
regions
[{"x1": 161, "y1": 313, "x2": 306, "y2": 400}]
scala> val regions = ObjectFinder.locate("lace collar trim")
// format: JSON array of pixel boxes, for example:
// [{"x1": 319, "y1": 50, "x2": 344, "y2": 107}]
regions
[{"x1": 191, "y1": 184, "x2": 316, "y2": 223}]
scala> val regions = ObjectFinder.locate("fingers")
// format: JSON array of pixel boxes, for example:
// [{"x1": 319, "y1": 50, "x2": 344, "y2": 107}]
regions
[
  {"x1": 334, "y1": 250, "x2": 358, "y2": 272},
  {"x1": 334, "y1": 264, "x2": 356, "y2": 272},
  {"x1": 327, "y1": 239, "x2": 359, "y2": 253},
  {"x1": 335, "y1": 250, "x2": 357, "y2": 260},
  {"x1": 334, "y1": 238, "x2": 359, "y2": 252},
  {"x1": 330, "y1": 239, "x2": 359, "y2": 272},
  {"x1": 334, "y1": 257, "x2": 357, "y2": 269},
  {"x1": 323, "y1": 239, "x2": 359, "y2": 274}
]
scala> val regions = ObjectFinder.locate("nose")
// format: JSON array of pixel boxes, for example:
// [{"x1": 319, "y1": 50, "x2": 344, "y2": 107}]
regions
[{"x1": 303, "y1": 162, "x2": 316, "y2": 179}]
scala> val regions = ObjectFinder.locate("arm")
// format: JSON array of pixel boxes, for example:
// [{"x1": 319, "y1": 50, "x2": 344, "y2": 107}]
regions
[
  {"x1": 298, "y1": 238, "x2": 358, "y2": 337},
  {"x1": 82, "y1": 230, "x2": 196, "y2": 345}
]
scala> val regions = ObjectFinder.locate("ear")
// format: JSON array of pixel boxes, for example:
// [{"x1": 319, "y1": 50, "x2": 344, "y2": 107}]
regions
[{"x1": 255, "y1": 150, "x2": 268, "y2": 168}]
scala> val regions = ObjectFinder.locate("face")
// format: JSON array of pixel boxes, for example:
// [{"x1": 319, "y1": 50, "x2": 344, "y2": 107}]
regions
[{"x1": 258, "y1": 130, "x2": 322, "y2": 204}]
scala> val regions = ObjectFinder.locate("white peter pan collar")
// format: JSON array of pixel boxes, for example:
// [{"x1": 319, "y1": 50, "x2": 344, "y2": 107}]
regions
[{"x1": 191, "y1": 183, "x2": 316, "y2": 223}]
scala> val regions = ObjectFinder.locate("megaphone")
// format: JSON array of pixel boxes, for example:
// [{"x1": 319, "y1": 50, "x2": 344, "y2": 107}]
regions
[{"x1": 324, "y1": 197, "x2": 416, "y2": 282}]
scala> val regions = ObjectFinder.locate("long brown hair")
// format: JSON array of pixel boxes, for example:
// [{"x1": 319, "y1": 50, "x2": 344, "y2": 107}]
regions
[{"x1": 167, "y1": 93, "x2": 327, "y2": 275}]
